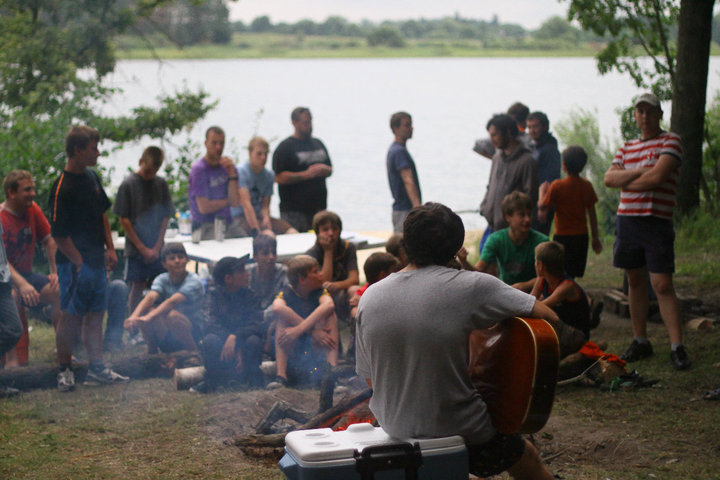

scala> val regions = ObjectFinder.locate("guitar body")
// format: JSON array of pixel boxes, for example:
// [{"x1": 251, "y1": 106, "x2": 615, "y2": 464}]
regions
[{"x1": 469, "y1": 317, "x2": 559, "y2": 434}]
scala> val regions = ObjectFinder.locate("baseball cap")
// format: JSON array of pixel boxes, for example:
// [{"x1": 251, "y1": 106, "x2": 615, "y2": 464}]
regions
[
  {"x1": 634, "y1": 93, "x2": 661, "y2": 108},
  {"x1": 212, "y1": 254, "x2": 250, "y2": 285}
]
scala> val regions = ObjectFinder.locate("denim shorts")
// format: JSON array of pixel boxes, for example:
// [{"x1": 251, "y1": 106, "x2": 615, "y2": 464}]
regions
[
  {"x1": 613, "y1": 215, "x2": 675, "y2": 274},
  {"x1": 58, "y1": 263, "x2": 107, "y2": 316},
  {"x1": 19, "y1": 271, "x2": 51, "y2": 307}
]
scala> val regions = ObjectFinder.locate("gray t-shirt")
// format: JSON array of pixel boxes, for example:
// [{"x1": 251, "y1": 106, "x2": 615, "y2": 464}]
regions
[{"x1": 355, "y1": 265, "x2": 535, "y2": 444}]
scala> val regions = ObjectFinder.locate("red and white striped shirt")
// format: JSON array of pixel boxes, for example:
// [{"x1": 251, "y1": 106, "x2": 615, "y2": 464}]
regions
[{"x1": 612, "y1": 131, "x2": 682, "y2": 219}]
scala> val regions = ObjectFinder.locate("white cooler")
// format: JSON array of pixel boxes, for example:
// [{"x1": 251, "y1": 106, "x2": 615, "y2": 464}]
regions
[{"x1": 279, "y1": 423, "x2": 469, "y2": 479}]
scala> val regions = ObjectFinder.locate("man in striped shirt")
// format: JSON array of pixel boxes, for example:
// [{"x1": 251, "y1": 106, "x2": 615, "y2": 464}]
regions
[{"x1": 604, "y1": 92, "x2": 690, "y2": 370}]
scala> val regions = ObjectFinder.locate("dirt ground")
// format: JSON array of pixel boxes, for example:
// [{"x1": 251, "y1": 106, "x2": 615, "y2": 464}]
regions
[{"x1": 189, "y1": 288, "x2": 720, "y2": 479}]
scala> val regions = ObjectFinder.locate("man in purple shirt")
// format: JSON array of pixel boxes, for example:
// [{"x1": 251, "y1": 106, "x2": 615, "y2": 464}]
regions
[{"x1": 188, "y1": 126, "x2": 246, "y2": 239}]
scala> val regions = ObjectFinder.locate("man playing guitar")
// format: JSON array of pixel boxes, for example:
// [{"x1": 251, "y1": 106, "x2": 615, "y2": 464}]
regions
[{"x1": 355, "y1": 202, "x2": 559, "y2": 479}]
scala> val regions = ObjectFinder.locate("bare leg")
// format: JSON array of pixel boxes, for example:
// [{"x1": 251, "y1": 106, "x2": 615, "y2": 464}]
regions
[
  {"x1": 650, "y1": 272, "x2": 682, "y2": 344},
  {"x1": 128, "y1": 281, "x2": 146, "y2": 316},
  {"x1": 164, "y1": 311, "x2": 198, "y2": 351},
  {"x1": 626, "y1": 267, "x2": 649, "y2": 338},
  {"x1": 313, "y1": 312, "x2": 339, "y2": 367},
  {"x1": 274, "y1": 321, "x2": 296, "y2": 380},
  {"x1": 506, "y1": 440, "x2": 554, "y2": 480},
  {"x1": 56, "y1": 311, "x2": 82, "y2": 365},
  {"x1": 82, "y1": 311, "x2": 105, "y2": 365},
  {"x1": 39, "y1": 283, "x2": 62, "y2": 330}
]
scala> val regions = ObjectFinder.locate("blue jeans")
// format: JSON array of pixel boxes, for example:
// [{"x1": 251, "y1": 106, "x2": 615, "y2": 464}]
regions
[
  {"x1": 0, "y1": 282, "x2": 22, "y2": 357},
  {"x1": 201, "y1": 333, "x2": 264, "y2": 387}
]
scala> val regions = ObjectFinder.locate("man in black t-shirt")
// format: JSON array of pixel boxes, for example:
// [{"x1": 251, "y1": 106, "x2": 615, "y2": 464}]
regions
[
  {"x1": 49, "y1": 125, "x2": 129, "y2": 392},
  {"x1": 272, "y1": 107, "x2": 333, "y2": 232}
]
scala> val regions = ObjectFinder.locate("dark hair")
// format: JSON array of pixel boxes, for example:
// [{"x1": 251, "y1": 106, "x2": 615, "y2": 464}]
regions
[
  {"x1": 65, "y1": 125, "x2": 100, "y2": 157},
  {"x1": 562, "y1": 145, "x2": 588, "y2": 175},
  {"x1": 403, "y1": 203, "x2": 464, "y2": 267},
  {"x1": 501, "y1": 191, "x2": 533, "y2": 218},
  {"x1": 507, "y1": 102, "x2": 530, "y2": 126},
  {"x1": 205, "y1": 126, "x2": 225, "y2": 139},
  {"x1": 312, "y1": 210, "x2": 342, "y2": 234},
  {"x1": 291, "y1": 107, "x2": 311, "y2": 122},
  {"x1": 160, "y1": 242, "x2": 187, "y2": 262},
  {"x1": 3, "y1": 170, "x2": 32, "y2": 197},
  {"x1": 253, "y1": 232, "x2": 277, "y2": 257},
  {"x1": 527, "y1": 111, "x2": 549, "y2": 131},
  {"x1": 212, "y1": 255, "x2": 249, "y2": 286},
  {"x1": 363, "y1": 252, "x2": 399, "y2": 284},
  {"x1": 486, "y1": 114, "x2": 518, "y2": 139},
  {"x1": 286, "y1": 254, "x2": 318, "y2": 288},
  {"x1": 385, "y1": 233, "x2": 404, "y2": 259},
  {"x1": 140, "y1": 146, "x2": 164, "y2": 170},
  {"x1": 535, "y1": 241, "x2": 565, "y2": 278},
  {"x1": 390, "y1": 111, "x2": 411, "y2": 132}
]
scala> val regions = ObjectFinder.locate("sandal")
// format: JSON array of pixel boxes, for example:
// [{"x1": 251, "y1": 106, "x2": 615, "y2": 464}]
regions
[{"x1": 703, "y1": 388, "x2": 720, "y2": 401}]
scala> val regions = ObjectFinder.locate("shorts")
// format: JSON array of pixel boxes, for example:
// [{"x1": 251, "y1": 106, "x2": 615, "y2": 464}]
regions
[
  {"x1": 467, "y1": 432, "x2": 526, "y2": 477},
  {"x1": 613, "y1": 215, "x2": 675, "y2": 274},
  {"x1": 553, "y1": 234, "x2": 589, "y2": 278},
  {"x1": 58, "y1": 263, "x2": 107, "y2": 316},
  {"x1": 124, "y1": 255, "x2": 165, "y2": 283},
  {"x1": 19, "y1": 271, "x2": 50, "y2": 308},
  {"x1": 280, "y1": 210, "x2": 315, "y2": 233},
  {"x1": 234, "y1": 215, "x2": 296, "y2": 235}
]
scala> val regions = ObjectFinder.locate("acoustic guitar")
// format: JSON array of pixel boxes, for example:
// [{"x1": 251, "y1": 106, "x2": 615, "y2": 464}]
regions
[{"x1": 468, "y1": 317, "x2": 560, "y2": 434}]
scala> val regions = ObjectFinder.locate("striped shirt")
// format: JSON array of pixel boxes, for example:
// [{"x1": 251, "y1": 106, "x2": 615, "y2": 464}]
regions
[{"x1": 612, "y1": 131, "x2": 682, "y2": 219}]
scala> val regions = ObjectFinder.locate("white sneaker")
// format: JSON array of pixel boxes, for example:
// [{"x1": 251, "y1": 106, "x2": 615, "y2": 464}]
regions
[
  {"x1": 57, "y1": 369, "x2": 75, "y2": 392},
  {"x1": 84, "y1": 367, "x2": 130, "y2": 386}
]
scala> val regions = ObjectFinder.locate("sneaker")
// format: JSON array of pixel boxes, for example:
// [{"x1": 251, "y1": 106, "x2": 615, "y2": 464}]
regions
[
  {"x1": 621, "y1": 340, "x2": 654, "y2": 362},
  {"x1": 57, "y1": 369, "x2": 75, "y2": 392},
  {"x1": 266, "y1": 376, "x2": 288, "y2": 390},
  {"x1": 84, "y1": 367, "x2": 130, "y2": 386},
  {"x1": 670, "y1": 346, "x2": 691, "y2": 370}
]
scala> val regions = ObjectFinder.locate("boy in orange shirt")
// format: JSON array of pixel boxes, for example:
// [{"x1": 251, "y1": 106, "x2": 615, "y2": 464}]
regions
[{"x1": 538, "y1": 145, "x2": 602, "y2": 278}]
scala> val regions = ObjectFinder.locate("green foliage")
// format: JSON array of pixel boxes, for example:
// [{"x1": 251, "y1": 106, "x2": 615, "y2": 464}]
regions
[
  {"x1": 136, "y1": 0, "x2": 233, "y2": 46},
  {"x1": 367, "y1": 25, "x2": 406, "y2": 48},
  {"x1": 565, "y1": 0, "x2": 678, "y2": 99},
  {"x1": 554, "y1": 108, "x2": 621, "y2": 235},
  {"x1": 700, "y1": 90, "x2": 720, "y2": 211},
  {"x1": 162, "y1": 137, "x2": 201, "y2": 214}
]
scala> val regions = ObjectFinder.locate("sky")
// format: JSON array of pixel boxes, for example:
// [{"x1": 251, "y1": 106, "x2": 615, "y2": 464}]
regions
[{"x1": 228, "y1": 0, "x2": 570, "y2": 30}]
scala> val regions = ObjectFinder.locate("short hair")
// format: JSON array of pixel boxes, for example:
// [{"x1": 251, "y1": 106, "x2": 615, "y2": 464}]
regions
[
  {"x1": 501, "y1": 191, "x2": 533, "y2": 218},
  {"x1": 527, "y1": 111, "x2": 549, "y2": 131},
  {"x1": 486, "y1": 114, "x2": 518, "y2": 139},
  {"x1": 291, "y1": 107, "x2": 311, "y2": 123},
  {"x1": 212, "y1": 255, "x2": 249, "y2": 286},
  {"x1": 385, "y1": 233, "x2": 405, "y2": 259},
  {"x1": 3, "y1": 170, "x2": 32, "y2": 197},
  {"x1": 312, "y1": 210, "x2": 342, "y2": 234},
  {"x1": 535, "y1": 241, "x2": 565, "y2": 278},
  {"x1": 507, "y1": 102, "x2": 530, "y2": 126},
  {"x1": 562, "y1": 145, "x2": 588, "y2": 175},
  {"x1": 65, "y1": 125, "x2": 100, "y2": 157},
  {"x1": 403, "y1": 202, "x2": 465, "y2": 267},
  {"x1": 253, "y1": 232, "x2": 277, "y2": 257},
  {"x1": 205, "y1": 126, "x2": 225, "y2": 139},
  {"x1": 286, "y1": 254, "x2": 318, "y2": 288},
  {"x1": 248, "y1": 136, "x2": 269, "y2": 152},
  {"x1": 160, "y1": 242, "x2": 187, "y2": 262},
  {"x1": 363, "y1": 252, "x2": 399, "y2": 284},
  {"x1": 389, "y1": 111, "x2": 411, "y2": 133},
  {"x1": 140, "y1": 146, "x2": 164, "y2": 170}
]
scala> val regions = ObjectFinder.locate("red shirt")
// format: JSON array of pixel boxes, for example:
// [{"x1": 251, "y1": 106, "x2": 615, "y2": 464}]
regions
[
  {"x1": 0, "y1": 202, "x2": 51, "y2": 272},
  {"x1": 542, "y1": 176, "x2": 598, "y2": 236}
]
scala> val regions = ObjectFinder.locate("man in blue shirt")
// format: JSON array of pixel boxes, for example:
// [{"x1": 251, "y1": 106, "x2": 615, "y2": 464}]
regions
[{"x1": 386, "y1": 111, "x2": 421, "y2": 233}]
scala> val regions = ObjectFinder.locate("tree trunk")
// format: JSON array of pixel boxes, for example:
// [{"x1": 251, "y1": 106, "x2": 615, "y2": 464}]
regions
[{"x1": 671, "y1": 0, "x2": 715, "y2": 215}]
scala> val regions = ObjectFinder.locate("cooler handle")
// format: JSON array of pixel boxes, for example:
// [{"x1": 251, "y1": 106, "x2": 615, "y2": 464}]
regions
[{"x1": 354, "y1": 442, "x2": 423, "y2": 480}]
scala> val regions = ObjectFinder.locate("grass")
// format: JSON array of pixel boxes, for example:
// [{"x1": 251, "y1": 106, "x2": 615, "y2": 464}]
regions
[{"x1": 3, "y1": 217, "x2": 720, "y2": 479}]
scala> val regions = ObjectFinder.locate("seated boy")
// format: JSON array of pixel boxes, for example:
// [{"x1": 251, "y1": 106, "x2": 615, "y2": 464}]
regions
[
  {"x1": 246, "y1": 233, "x2": 289, "y2": 356},
  {"x1": 349, "y1": 252, "x2": 400, "y2": 319},
  {"x1": 530, "y1": 241, "x2": 590, "y2": 358},
  {"x1": 538, "y1": 145, "x2": 602, "y2": 278},
  {"x1": 124, "y1": 243, "x2": 204, "y2": 353},
  {"x1": 199, "y1": 255, "x2": 265, "y2": 391},
  {"x1": 465, "y1": 191, "x2": 548, "y2": 292},
  {"x1": 267, "y1": 255, "x2": 338, "y2": 389},
  {"x1": 384, "y1": 233, "x2": 408, "y2": 268},
  {"x1": 305, "y1": 210, "x2": 359, "y2": 321}
]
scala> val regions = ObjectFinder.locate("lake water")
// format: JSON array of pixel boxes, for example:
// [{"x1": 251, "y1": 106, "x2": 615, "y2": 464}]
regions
[{"x1": 103, "y1": 57, "x2": 720, "y2": 232}]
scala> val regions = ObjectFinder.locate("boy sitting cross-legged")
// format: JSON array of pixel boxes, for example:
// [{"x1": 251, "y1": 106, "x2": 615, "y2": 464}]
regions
[
  {"x1": 267, "y1": 254, "x2": 339, "y2": 389},
  {"x1": 124, "y1": 243, "x2": 204, "y2": 354},
  {"x1": 530, "y1": 241, "x2": 590, "y2": 358}
]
